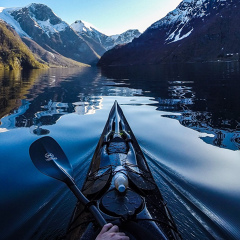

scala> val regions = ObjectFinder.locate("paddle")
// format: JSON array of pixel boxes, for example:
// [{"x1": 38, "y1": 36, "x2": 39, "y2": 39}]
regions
[{"x1": 29, "y1": 136, "x2": 107, "y2": 227}]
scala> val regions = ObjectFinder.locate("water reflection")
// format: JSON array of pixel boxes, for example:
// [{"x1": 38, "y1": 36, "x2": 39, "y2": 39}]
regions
[
  {"x1": 0, "y1": 70, "x2": 30, "y2": 119},
  {"x1": 1, "y1": 63, "x2": 240, "y2": 144},
  {"x1": 1, "y1": 63, "x2": 240, "y2": 240},
  {"x1": 0, "y1": 67, "x2": 141, "y2": 135},
  {"x1": 101, "y1": 63, "x2": 240, "y2": 150},
  {"x1": 164, "y1": 112, "x2": 240, "y2": 150},
  {"x1": 73, "y1": 97, "x2": 103, "y2": 115}
]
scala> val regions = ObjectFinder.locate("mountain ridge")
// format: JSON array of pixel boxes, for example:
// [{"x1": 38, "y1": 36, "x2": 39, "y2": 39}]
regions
[
  {"x1": 71, "y1": 20, "x2": 141, "y2": 50},
  {"x1": 0, "y1": 4, "x2": 141, "y2": 67},
  {"x1": 9, "y1": 4, "x2": 101, "y2": 65},
  {"x1": 98, "y1": 0, "x2": 240, "y2": 66},
  {"x1": 0, "y1": 4, "x2": 100, "y2": 66}
]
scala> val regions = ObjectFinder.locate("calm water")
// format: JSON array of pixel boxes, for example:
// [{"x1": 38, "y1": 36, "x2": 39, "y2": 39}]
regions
[{"x1": 0, "y1": 63, "x2": 240, "y2": 240}]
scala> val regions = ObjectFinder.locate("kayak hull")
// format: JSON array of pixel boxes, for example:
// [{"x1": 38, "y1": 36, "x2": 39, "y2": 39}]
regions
[{"x1": 66, "y1": 101, "x2": 181, "y2": 240}]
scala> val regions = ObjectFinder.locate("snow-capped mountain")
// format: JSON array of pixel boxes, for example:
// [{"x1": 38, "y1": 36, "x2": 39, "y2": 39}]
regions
[
  {"x1": 71, "y1": 20, "x2": 141, "y2": 50},
  {"x1": 71, "y1": 20, "x2": 108, "y2": 53},
  {"x1": 71, "y1": 20, "x2": 102, "y2": 39},
  {"x1": 0, "y1": 3, "x2": 141, "y2": 66},
  {"x1": 99, "y1": 0, "x2": 240, "y2": 66},
  {"x1": 0, "y1": 7, "x2": 30, "y2": 37},
  {"x1": 148, "y1": 0, "x2": 233, "y2": 44},
  {"x1": 0, "y1": 4, "x2": 100, "y2": 65},
  {"x1": 108, "y1": 29, "x2": 141, "y2": 49}
]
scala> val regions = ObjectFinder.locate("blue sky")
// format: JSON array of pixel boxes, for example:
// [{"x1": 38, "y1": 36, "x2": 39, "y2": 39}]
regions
[{"x1": 1, "y1": 0, "x2": 182, "y2": 35}]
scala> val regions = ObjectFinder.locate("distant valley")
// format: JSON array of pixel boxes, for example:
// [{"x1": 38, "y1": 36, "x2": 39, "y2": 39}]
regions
[{"x1": 0, "y1": 3, "x2": 140, "y2": 69}]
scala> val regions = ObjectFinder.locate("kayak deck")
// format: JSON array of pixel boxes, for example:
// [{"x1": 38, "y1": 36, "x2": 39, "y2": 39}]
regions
[{"x1": 66, "y1": 101, "x2": 181, "y2": 240}]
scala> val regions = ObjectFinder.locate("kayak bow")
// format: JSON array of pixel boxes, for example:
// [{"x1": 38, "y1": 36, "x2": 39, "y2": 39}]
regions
[{"x1": 67, "y1": 101, "x2": 182, "y2": 240}]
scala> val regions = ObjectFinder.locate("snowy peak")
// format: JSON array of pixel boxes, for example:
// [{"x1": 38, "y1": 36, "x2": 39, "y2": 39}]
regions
[
  {"x1": 71, "y1": 19, "x2": 106, "y2": 44},
  {"x1": 110, "y1": 29, "x2": 141, "y2": 45},
  {"x1": 0, "y1": 7, "x2": 30, "y2": 37},
  {"x1": 71, "y1": 20, "x2": 141, "y2": 50},
  {"x1": 149, "y1": 0, "x2": 234, "y2": 44},
  {"x1": 0, "y1": 4, "x2": 70, "y2": 38},
  {"x1": 27, "y1": 3, "x2": 61, "y2": 24},
  {"x1": 71, "y1": 20, "x2": 96, "y2": 34},
  {"x1": 71, "y1": 20, "x2": 88, "y2": 33},
  {"x1": 9, "y1": 3, "x2": 69, "y2": 37}
]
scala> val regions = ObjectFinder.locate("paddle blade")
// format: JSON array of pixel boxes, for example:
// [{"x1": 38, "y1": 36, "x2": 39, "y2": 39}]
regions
[{"x1": 29, "y1": 136, "x2": 74, "y2": 184}]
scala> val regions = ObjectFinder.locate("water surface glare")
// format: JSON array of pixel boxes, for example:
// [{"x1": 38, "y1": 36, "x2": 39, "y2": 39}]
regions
[{"x1": 0, "y1": 63, "x2": 240, "y2": 240}]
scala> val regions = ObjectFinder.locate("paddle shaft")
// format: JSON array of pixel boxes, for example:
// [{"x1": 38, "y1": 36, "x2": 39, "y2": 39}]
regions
[{"x1": 68, "y1": 183, "x2": 107, "y2": 228}]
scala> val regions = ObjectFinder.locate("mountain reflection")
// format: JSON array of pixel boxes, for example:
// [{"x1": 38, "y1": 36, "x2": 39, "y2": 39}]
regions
[
  {"x1": 0, "y1": 67, "x2": 141, "y2": 135},
  {"x1": 0, "y1": 97, "x2": 104, "y2": 135},
  {"x1": 101, "y1": 63, "x2": 240, "y2": 150},
  {"x1": 1, "y1": 63, "x2": 239, "y2": 149}
]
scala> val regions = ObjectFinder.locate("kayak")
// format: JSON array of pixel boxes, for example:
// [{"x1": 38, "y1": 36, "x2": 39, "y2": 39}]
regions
[{"x1": 66, "y1": 101, "x2": 182, "y2": 240}]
